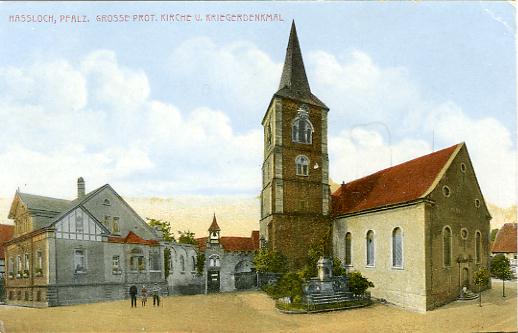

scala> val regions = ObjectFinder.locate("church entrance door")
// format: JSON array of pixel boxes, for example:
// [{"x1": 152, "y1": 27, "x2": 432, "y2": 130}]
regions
[{"x1": 207, "y1": 270, "x2": 220, "y2": 293}]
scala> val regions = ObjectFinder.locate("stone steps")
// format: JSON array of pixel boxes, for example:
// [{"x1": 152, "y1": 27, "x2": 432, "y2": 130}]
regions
[{"x1": 307, "y1": 292, "x2": 353, "y2": 305}]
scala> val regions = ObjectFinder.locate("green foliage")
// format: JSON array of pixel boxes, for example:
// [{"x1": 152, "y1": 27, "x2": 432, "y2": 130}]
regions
[
  {"x1": 196, "y1": 252, "x2": 205, "y2": 275},
  {"x1": 265, "y1": 272, "x2": 304, "y2": 300},
  {"x1": 473, "y1": 267, "x2": 490, "y2": 287},
  {"x1": 299, "y1": 241, "x2": 324, "y2": 280},
  {"x1": 332, "y1": 257, "x2": 347, "y2": 277},
  {"x1": 347, "y1": 271, "x2": 374, "y2": 296},
  {"x1": 491, "y1": 254, "x2": 514, "y2": 280},
  {"x1": 490, "y1": 228, "x2": 499, "y2": 242},
  {"x1": 164, "y1": 248, "x2": 171, "y2": 277},
  {"x1": 253, "y1": 249, "x2": 288, "y2": 273},
  {"x1": 178, "y1": 230, "x2": 197, "y2": 245},
  {"x1": 473, "y1": 267, "x2": 490, "y2": 306},
  {"x1": 146, "y1": 218, "x2": 175, "y2": 242}
]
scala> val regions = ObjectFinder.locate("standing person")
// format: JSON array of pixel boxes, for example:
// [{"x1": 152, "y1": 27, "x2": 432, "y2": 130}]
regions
[
  {"x1": 129, "y1": 285, "x2": 138, "y2": 308},
  {"x1": 141, "y1": 285, "x2": 148, "y2": 307},
  {"x1": 152, "y1": 283, "x2": 161, "y2": 307}
]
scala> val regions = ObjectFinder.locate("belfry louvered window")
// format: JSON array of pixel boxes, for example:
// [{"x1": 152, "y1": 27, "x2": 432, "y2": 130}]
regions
[
  {"x1": 392, "y1": 227, "x2": 403, "y2": 268},
  {"x1": 366, "y1": 230, "x2": 374, "y2": 266}
]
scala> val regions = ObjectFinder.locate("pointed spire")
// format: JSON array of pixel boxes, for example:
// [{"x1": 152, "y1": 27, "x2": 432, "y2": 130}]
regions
[
  {"x1": 275, "y1": 21, "x2": 328, "y2": 109},
  {"x1": 209, "y1": 213, "x2": 221, "y2": 232},
  {"x1": 278, "y1": 21, "x2": 311, "y2": 95}
]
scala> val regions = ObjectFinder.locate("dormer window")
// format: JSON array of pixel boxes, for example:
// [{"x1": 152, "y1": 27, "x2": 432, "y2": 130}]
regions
[{"x1": 291, "y1": 105, "x2": 313, "y2": 144}]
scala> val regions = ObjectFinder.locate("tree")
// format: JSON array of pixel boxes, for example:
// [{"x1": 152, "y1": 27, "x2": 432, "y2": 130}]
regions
[
  {"x1": 178, "y1": 230, "x2": 197, "y2": 245},
  {"x1": 347, "y1": 271, "x2": 374, "y2": 297},
  {"x1": 490, "y1": 228, "x2": 499, "y2": 242},
  {"x1": 473, "y1": 267, "x2": 490, "y2": 307},
  {"x1": 146, "y1": 218, "x2": 175, "y2": 242},
  {"x1": 332, "y1": 257, "x2": 347, "y2": 277},
  {"x1": 491, "y1": 254, "x2": 514, "y2": 297},
  {"x1": 253, "y1": 249, "x2": 288, "y2": 273},
  {"x1": 196, "y1": 252, "x2": 205, "y2": 275},
  {"x1": 163, "y1": 248, "x2": 171, "y2": 277}
]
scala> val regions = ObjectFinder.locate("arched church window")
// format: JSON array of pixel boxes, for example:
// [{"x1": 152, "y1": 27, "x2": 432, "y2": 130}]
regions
[
  {"x1": 295, "y1": 155, "x2": 309, "y2": 176},
  {"x1": 475, "y1": 231, "x2": 481, "y2": 263},
  {"x1": 443, "y1": 226, "x2": 452, "y2": 267},
  {"x1": 345, "y1": 232, "x2": 352, "y2": 266},
  {"x1": 392, "y1": 227, "x2": 403, "y2": 268},
  {"x1": 366, "y1": 230, "x2": 375, "y2": 266},
  {"x1": 291, "y1": 105, "x2": 313, "y2": 144}
]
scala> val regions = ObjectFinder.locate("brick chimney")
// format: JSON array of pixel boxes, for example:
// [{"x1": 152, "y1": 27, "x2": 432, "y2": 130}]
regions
[{"x1": 77, "y1": 177, "x2": 85, "y2": 199}]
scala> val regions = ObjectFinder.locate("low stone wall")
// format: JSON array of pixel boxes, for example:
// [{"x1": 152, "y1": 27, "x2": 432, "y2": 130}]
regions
[{"x1": 257, "y1": 272, "x2": 283, "y2": 289}]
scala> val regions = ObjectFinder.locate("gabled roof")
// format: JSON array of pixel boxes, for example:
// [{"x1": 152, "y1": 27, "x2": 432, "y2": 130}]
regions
[
  {"x1": 108, "y1": 231, "x2": 159, "y2": 246},
  {"x1": 332, "y1": 143, "x2": 461, "y2": 216},
  {"x1": 274, "y1": 21, "x2": 327, "y2": 109},
  {"x1": 196, "y1": 230, "x2": 260, "y2": 253},
  {"x1": 492, "y1": 223, "x2": 517, "y2": 254},
  {"x1": 10, "y1": 193, "x2": 71, "y2": 218}
]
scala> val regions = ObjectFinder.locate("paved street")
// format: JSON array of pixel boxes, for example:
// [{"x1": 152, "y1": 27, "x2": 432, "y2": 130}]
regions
[{"x1": 0, "y1": 280, "x2": 515, "y2": 333}]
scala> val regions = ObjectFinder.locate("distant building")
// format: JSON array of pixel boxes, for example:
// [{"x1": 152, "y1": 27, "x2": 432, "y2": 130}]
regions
[
  {"x1": 0, "y1": 224, "x2": 14, "y2": 280},
  {"x1": 4, "y1": 178, "x2": 170, "y2": 306},
  {"x1": 259, "y1": 21, "x2": 491, "y2": 312},
  {"x1": 491, "y1": 223, "x2": 517, "y2": 274},
  {"x1": 196, "y1": 215, "x2": 259, "y2": 293}
]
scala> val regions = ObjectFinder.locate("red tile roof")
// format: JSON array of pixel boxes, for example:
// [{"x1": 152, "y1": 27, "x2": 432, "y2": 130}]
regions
[
  {"x1": 492, "y1": 223, "x2": 517, "y2": 254},
  {"x1": 0, "y1": 224, "x2": 14, "y2": 260},
  {"x1": 196, "y1": 230, "x2": 260, "y2": 253},
  {"x1": 108, "y1": 231, "x2": 159, "y2": 246},
  {"x1": 332, "y1": 144, "x2": 460, "y2": 216}
]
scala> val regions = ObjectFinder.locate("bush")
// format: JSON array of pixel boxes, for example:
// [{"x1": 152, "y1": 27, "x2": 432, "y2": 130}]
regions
[
  {"x1": 347, "y1": 271, "x2": 374, "y2": 296},
  {"x1": 263, "y1": 272, "x2": 304, "y2": 301},
  {"x1": 253, "y1": 249, "x2": 288, "y2": 273}
]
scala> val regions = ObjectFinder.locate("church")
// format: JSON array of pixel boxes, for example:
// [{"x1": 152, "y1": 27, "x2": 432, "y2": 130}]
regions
[{"x1": 259, "y1": 22, "x2": 491, "y2": 312}]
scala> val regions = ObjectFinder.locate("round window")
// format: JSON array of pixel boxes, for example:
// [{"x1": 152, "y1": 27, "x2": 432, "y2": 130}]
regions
[
  {"x1": 475, "y1": 199, "x2": 481, "y2": 208},
  {"x1": 460, "y1": 163, "x2": 466, "y2": 173},
  {"x1": 442, "y1": 185, "x2": 451, "y2": 197},
  {"x1": 461, "y1": 228, "x2": 468, "y2": 240}
]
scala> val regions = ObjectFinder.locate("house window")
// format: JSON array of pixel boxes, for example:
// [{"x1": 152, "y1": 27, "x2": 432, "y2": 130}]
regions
[
  {"x1": 75, "y1": 214, "x2": 84, "y2": 233},
  {"x1": 112, "y1": 255, "x2": 121, "y2": 273},
  {"x1": 104, "y1": 215, "x2": 111, "y2": 228},
  {"x1": 24, "y1": 253, "x2": 30, "y2": 272},
  {"x1": 149, "y1": 251, "x2": 160, "y2": 271},
  {"x1": 16, "y1": 255, "x2": 22, "y2": 275},
  {"x1": 36, "y1": 290, "x2": 42, "y2": 302},
  {"x1": 103, "y1": 199, "x2": 111, "y2": 206},
  {"x1": 266, "y1": 123, "x2": 272, "y2": 146},
  {"x1": 345, "y1": 232, "x2": 352, "y2": 266},
  {"x1": 8, "y1": 257, "x2": 14, "y2": 275},
  {"x1": 366, "y1": 230, "x2": 375, "y2": 266},
  {"x1": 74, "y1": 249, "x2": 86, "y2": 273},
  {"x1": 460, "y1": 163, "x2": 467, "y2": 173},
  {"x1": 295, "y1": 155, "x2": 309, "y2": 176},
  {"x1": 474, "y1": 199, "x2": 481, "y2": 208},
  {"x1": 209, "y1": 255, "x2": 220, "y2": 267},
  {"x1": 461, "y1": 228, "x2": 468, "y2": 240},
  {"x1": 392, "y1": 227, "x2": 403, "y2": 268},
  {"x1": 130, "y1": 248, "x2": 145, "y2": 271},
  {"x1": 443, "y1": 226, "x2": 452, "y2": 267},
  {"x1": 112, "y1": 217, "x2": 120, "y2": 234},
  {"x1": 475, "y1": 231, "x2": 481, "y2": 263},
  {"x1": 180, "y1": 255, "x2": 185, "y2": 272},
  {"x1": 191, "y1": 256, "x2": 196, "y2": 271}
]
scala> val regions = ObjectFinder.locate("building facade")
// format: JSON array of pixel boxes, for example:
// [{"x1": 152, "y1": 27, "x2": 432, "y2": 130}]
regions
[
  {"x1": 491, "y1": 223, "x2": 517, "y2": 275},
  {"x1": 259, "y1": 22, "x2": 491, "y2": 312},
  {"x1": 197, "y1": 215, "x2": 259, "y2": 293},
  {"x1": 4, "y1": 178, "x2": 169, "y2": 307}
]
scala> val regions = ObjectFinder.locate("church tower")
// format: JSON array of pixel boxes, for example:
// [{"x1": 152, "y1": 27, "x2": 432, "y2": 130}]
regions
[{"x1": 259, "y1": 21, "x2": 331, "y2": 268}]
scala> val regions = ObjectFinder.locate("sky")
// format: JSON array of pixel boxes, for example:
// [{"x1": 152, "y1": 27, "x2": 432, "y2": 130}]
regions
[{"x1": 0, "y1": 1, "x2": 516, "y2": 208}]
